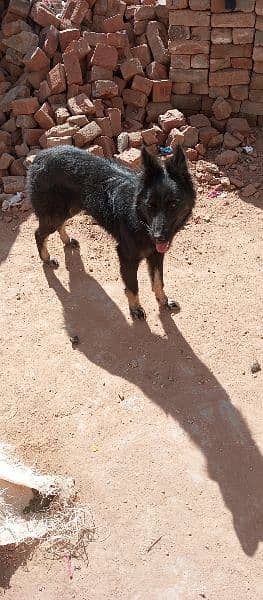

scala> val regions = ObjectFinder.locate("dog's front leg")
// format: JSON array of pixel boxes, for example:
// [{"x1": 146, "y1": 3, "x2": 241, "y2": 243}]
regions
[
  {"x1": 118, "y1": 249, "x2": 146, "y2": 320},
  {"x1": 147, "y1": 251, "x2": 180, "y2": 312}
]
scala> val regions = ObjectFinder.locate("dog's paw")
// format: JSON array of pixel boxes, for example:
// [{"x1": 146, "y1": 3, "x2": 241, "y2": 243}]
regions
[
  {"x1": 130, "y1": 305, "x2": 147, "y2": 320},
  {"x1": 164, "y1": 298, "x2": 181, "y2": 313},
  {"x1": 67, "y1": 237, "x2": 80, "y2": 248},
  {"x1": 48, "y1": 257, "x2": 59, "y2": 269}
]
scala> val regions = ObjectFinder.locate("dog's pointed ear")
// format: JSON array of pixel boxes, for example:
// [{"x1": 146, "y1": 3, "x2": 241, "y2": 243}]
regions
[
  {"x1": 166, "y1": 145, "x2": 188, "y2": 180},
  {"x1": 141, "y1": 146, "x2": 164, "y2": 182}
]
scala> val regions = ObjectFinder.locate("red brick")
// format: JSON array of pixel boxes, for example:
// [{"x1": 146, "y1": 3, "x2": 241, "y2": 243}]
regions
[
  {"x1": 63, "y1": 51, "x2": 83, "y2": 85},
  {"x1": 253, "y1": 47, "x2": 263, "y2": 61},
  {"x1": 8, "y1": 0, "x2": 30, "y2": 17},
  {"x1": 189, "y1": 114, "x2": 211, "y2": 128},
  {"x1": 46, "y1": 124, "x2": 79, "y2": 138},
  {"x1": 226, "y1": 117, "x2": 250, "y2": 134},
  {"x1": 191, "y1": 27, "x2": 210, "y2": 41},
  {"x1": 192, "y1": 83, "x2": 209, "y2": 94},
  {"x1": 210, "y1": 58, "x2": 231, "y2": 71},
  {"x1": 71, "y1": 0, "x2": 89, "y2": 25},
  {"x1": 2, "y1": 175, "x2": 26, "y2": 193},
  {"x1": 172, "y1": 82, "x2": 191, "y2": 94},
  {"x1": 91, "y1": 44, "x2": 118, "y2": 70},
  {"x1": 158, "y1": 108, "x2": 185, "y2": 132},
  {"x1": 122, "y1": 88, "x2": 147, "y2": 108},
  {"x1": 55, "y1": 106, "x2": 70, "y2": 124},
  {"x1": 169, "y1": 10, "x2": 210, "y2": 27},
  {"x1": 233, "y1": 30, "x2": 254, "y2": 47},
  {"x1": 210, "y1": 69, "x2": 250, "y2": 86},
  {"x1": 59, "y1": 28, "x2": 80, "y2": 52},
  {"x1": 103, "y1": 14, "x2": 124, "y2": 33},
  {"x1": 49, "y1": 94, "x2": 67, "y2": 106},
  {"x1": 256, "y1": 0, "x2": 263, "y2": 15},
  {"x1": 43, "y1": 25, "x2": 58, "y2": 58},
  {"x1": 212, "y1": 97, "x2": 232, "y2": 120},
  {"x1": 211, "y1": 0, "x2": 255, "y2": 11},
  {"x1": 30, "y1": 3, "x2": 60, "y2": 28},
  {"x1": 250, "y1": 73, "x2": 263, "y2": 89},
  {"x1": 96, "y1": 136, "x2": 116, "y2": 157},
  {"x1": 115, "y1": 148, "x2": 141, "y2": 169},
  {"x1": 12, "y1": 96, "x2": 39, "y2": 115},
  {"x1": 254, "y1": 61, "x2": 263, "y2": 73},
  {"x1": 211, "y1": 13, "x2": 255, "y2": 27},
  {"x1": 141, "y1": 127, "x2": 159, "y2": 145},
  {"x1": 24, "y1": 47, "x2": 50, "y2": 72},
  {"x1": 256, "y1": 15, "x2": 263, "y2": 30},
  {"x1": 191, "y1": 54, "x2": 209, "y2": 68},
  {"x1": 120, "y1": 59, "x2": 144, "y2": 81},
  {"x1": 94, "y1": 117, "x2": 112, "y2": 137},
  {"x1": 46, "y1": 136, "x2": 72, "y2": 148},
  {"x1": 249, "y1": 90, "x2": 263, "y2": 101},
  {"x1": 0, "y1": 153, "x2": 14, "y2": 170},
  {"x1": 67, "y1": 94, "x2": 96, "y2": 116},
  {"x1": 152, "y1": 80, "x2": 172, "y2": 103},
  {"x1": 106, "y1": 108, "x2": 122, "y2": 136},
  {"x1": 211, "y1": 28, "x2": 232, "y2": 44},
  {"x1": 230, "y1": 85, "x2": 249, "y2": 100},
  {"x1": 199, "y1": 126, "x2": 219, "y2": 144},
  {"x1": 38, "y1": 80, "x2": 51, "y2": 103},
  {"x1": 241, "y1": 101, "x2": 263, "y2": 115},
  {"x1": 27, "y1": 69, "x2": 50, "y2": 89},
  {"x1": 23, "y1": 128, "x2": 44, "y2": 146},
  {"x1": 34, "y1": 102, "x2": 55, "y2": 129},
  {"x1": 169, "y1": 39, "x2": 209, "y2": 55},
  {"x1": 47, "y1": 63, "x2": 66, "y2": 94},
  {"x1": 211, "y1": 44, "x2": 252, "y2": 58},
  {"x1": 146, "y1": 62, "x2": 168, "y2": 80},
  {"x1": 171, "y1": 55, "x2": 191, "y2": 69},
  {"x1": 231, "y1": 58, "x2": 252, "y2": 69},
  {"x1": 68, "y1": 115, "x2": 88, "y2": 127},
  {"x1": 93, "y1": 99, "x2": 105, "y2": 118},
  {"x1": 146, "y1": 21, "x2": 169, "y2": 65},
  {"x1": 83, "y1": 32, "x2": 108, "y2": 46},
  {"x1": 131, "y1": 75, "x2": 152, "y2": 96},
  {"x1": 92, "y1": 80, "x2": 118, "y2": 98},
  {"x1": 189, "y1": 0, "x2": 210, "y2": 8},
  {"x1": 134, "y1": 20, "x2": 148, "y2": 36},
  {"x1": 134, "y1": 5, "x2": 155, "y2": 21},
  {"x1": 90, "y1": 66, "x2": 113, "y2": 82},
  {"x1": 74, "y1": 121, "x2": 102, "y2": 147},
  {"x1": 87, "y1": 145, "x2": 104, "y2": 157},
  {"x1": 128, "y1": 131, "x2": 143, "y2": 148},
  {"x1": 170, "y1": 68, "x2": 208, "y2": 83}
]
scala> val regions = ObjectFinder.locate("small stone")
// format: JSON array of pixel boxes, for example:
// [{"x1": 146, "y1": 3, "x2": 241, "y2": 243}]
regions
[
  {"x1": 215, "y1": 150, "x2": 239, "y2": 167},
  {"x1": 223, "y1": 132, "x2": 241, "y2": 150},
  {"x1": 251, "y1": 361, "x2": 261, "y2": 374},
  {"x1": 241, "y1": 184, "x2": 257, "y2": 198},
  {"x1": 212, "y1": 97, "x2": 232, "y2": 121}
]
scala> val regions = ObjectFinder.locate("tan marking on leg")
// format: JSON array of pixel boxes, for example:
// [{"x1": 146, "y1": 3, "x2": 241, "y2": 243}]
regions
[
  {"x1": 153, "y1": 271, "x2": 167, "y2": 306},
  {"x1": 40, "y1": 237, "x2": 50, "y2": 262},
  {"x1": 58, "y1": 223, "x2": 70, "y2": 245},
  {"x1": 125, "y1": 289, "x2": 140, "y2": 309}
]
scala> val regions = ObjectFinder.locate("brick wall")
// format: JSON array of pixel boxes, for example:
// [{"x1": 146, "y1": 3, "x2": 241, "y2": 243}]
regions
[{"x1": 167, "y1": 0, "x2": 263, "y2": 125}]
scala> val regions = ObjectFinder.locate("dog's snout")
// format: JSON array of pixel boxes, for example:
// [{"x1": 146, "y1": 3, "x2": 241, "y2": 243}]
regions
[{"x1": 153, "y1": 233, "x2": 166, "y2": 242}]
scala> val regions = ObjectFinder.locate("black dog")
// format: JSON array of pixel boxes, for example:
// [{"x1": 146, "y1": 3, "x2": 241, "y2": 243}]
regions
[{"x1": 27, "y1": 144, "x2": 196, "y2": 319}]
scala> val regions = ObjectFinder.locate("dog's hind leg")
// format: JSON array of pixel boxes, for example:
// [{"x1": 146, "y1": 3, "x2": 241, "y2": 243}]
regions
[
  {"x1": 117, "y1": 248, "x2": 146, "y2": 320},
  {"x1": 58, "y1": 222, "x2": 79, "y2": 249},
  {"x1": 35, "y1": 217, "x2": 62, "y2": 268},
  {"x1": 147, "y1": 252, "x2": 180, "y2": 312}
]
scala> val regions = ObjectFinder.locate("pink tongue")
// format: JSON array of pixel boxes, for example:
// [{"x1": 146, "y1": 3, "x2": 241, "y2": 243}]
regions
[{"x1": 156, "y1": 242, "x2": 169, "y2": 253}]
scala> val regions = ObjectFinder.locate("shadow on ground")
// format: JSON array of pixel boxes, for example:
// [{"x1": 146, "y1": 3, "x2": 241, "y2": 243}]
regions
[{"x1": 42, "y1": 248, "x2": 263, "y2": 558}]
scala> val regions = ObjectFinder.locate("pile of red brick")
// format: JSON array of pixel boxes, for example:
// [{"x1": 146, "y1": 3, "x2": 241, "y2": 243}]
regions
[
  {"x1": 0, "y1": 0, "x2": 173, "y2": 196},
  {"x1": 168, "y1": 0, "x2": 263, "y2": 120},
  {"x1": 0, "y1": 0, "x2": 254, "y2": 204}
]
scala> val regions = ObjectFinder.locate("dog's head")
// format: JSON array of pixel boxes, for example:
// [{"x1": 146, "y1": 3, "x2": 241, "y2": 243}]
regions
[{"x1": 136, "y1": 145, "x2": 196, "y2": 253}]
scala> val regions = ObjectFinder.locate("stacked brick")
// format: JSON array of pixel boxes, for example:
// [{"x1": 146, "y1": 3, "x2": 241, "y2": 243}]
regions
[
  {"x1": 168, "y1": 0, "x2": 263, "y2": 124},
  {"x1": 243, "y1": 0, "x2": 263, "y2": 121},
  {"x1": 0, "y1": 0, "x2": 174, "y2": 194},
  {"x1": 168, "y1": 1, "x2": 210, "y2": 115}
]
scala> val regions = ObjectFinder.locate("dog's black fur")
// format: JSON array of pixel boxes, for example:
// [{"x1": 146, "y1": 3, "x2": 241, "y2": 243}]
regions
[{"x1": 27, "y1": 144, "x2": 196, "y2": 319}]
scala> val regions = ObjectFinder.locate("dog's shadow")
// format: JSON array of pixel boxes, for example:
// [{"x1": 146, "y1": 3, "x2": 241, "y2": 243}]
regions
[{"x1": 44, "y1": 248, "x2": 263, "y2": 557}]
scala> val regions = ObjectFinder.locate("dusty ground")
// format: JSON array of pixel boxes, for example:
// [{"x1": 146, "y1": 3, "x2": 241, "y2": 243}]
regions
[{"x1": 0, "y1": 152, "x2": 262, "y2": 599}]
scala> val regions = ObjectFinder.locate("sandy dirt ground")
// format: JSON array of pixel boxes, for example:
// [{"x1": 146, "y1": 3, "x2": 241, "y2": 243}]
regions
[{"x1": 0, "y1": 153, "x2": 262, "y2": 599}]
